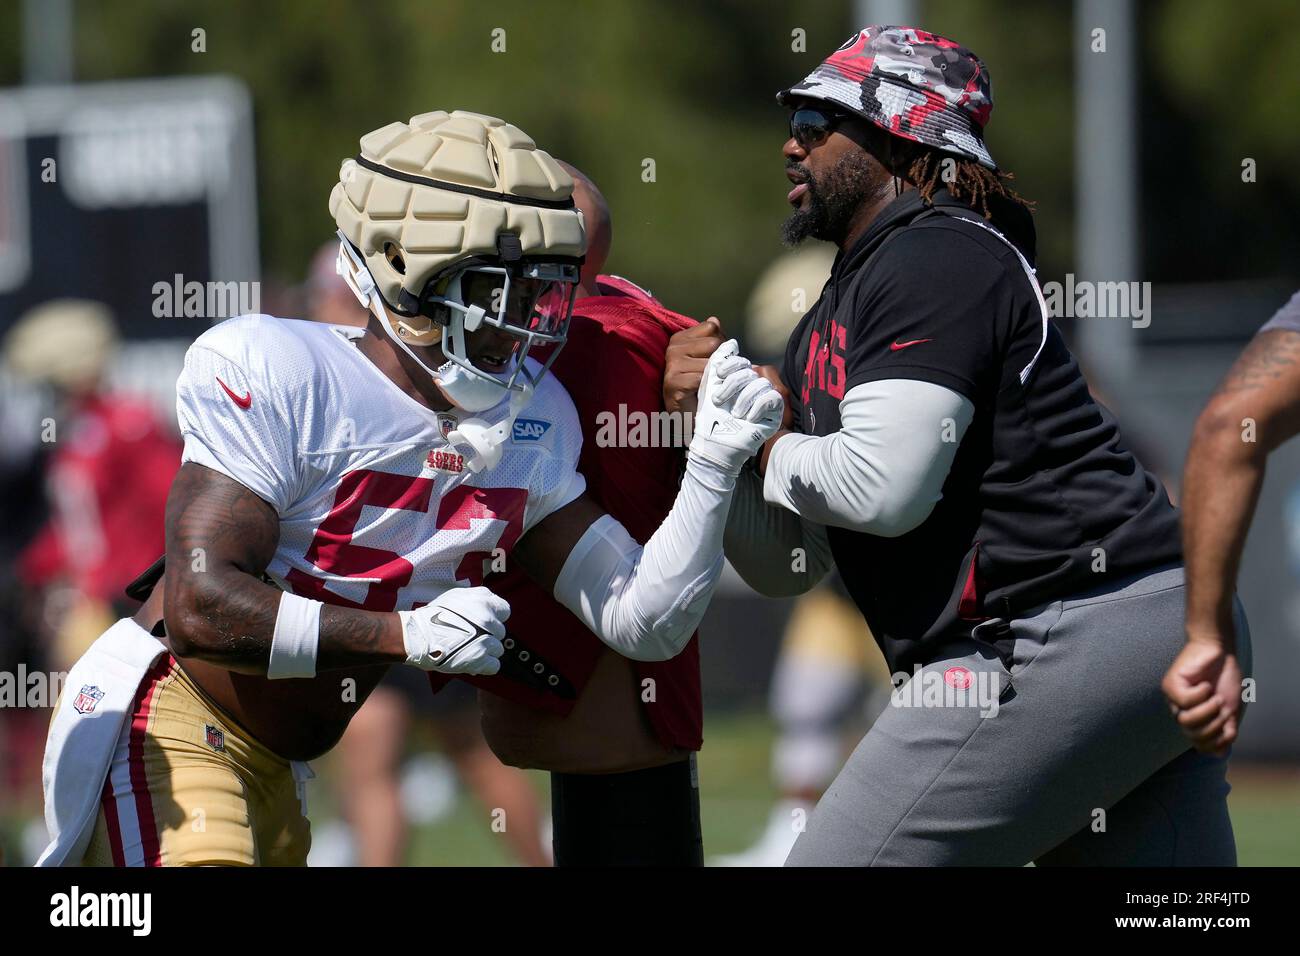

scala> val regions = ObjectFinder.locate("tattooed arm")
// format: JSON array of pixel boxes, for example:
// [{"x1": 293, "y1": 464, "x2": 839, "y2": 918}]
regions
[
  {"x1": 1182, "y1": 330, "x2": 1300, "y2": 638},
  {"x1": 1163, "y1": 329, "x2": 1300, "y2": 753},
  {"x1": 162, "y1": 462, "x2": 405, "y2": 673}
]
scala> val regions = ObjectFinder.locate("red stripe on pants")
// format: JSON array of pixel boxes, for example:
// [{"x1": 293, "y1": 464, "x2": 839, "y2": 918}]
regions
[
  {"x1": 126, "y1": 658, "x2": 171, "y2": 866},
  {"x1": 99, "y1": 774, "x2": 125, "y2": 867}
]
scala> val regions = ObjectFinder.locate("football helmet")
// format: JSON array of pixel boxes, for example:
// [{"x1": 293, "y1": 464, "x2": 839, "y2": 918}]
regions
[
  {"x1": 4, "y1": 299, "x2": 118, "y2": 391},
  {"x1": 330, "y1": 110, "x2": 586, "y2": 413}
]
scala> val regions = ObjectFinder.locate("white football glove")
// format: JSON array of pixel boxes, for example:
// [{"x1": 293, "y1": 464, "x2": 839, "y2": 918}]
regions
[
  {"x1": 688, "y1": 339, "x2": 784, "y2": 474},
  {"x1": 398, "y1": 586, "x2": 509, "y2": 675}
]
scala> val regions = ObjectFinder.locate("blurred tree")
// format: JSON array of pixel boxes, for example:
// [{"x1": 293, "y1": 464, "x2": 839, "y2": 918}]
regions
[
  {"x1": 923, "y1": 1, "x2": 1075, "y2": 277},
  {"x1": 1, "y1": 0, "x2": 1291, "y2": 327},
  {"x1": 1143, "y1": 0, "x2": 1300, "y2": 284},
  {"x1": 64, "y1": 0, "x2": 847, "y2": 327}
]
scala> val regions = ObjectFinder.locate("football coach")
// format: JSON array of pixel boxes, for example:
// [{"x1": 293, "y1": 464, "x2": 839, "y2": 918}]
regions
[{"x1": 666, "y1": 25, "x2": 1250, "y2": 865}]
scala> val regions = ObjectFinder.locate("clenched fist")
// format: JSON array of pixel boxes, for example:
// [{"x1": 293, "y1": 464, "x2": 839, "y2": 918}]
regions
[
  {"x1": 1161, "y1": 636, "x2": 1246, "y2": 757},
  {"x1": 664, "y1": 317, "x2": 724, "y2": 415},
  {"x1": 687, "y1": 339, "x2": 785, "y2": 475},
  {"x1": 399, "y1": 586, "x2": 509, "y2": 675}
]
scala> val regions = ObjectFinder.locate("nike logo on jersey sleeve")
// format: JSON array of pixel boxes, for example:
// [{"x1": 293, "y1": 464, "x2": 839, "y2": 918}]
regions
[
  {"x1": 889, "y1": 338, "x2": 933, "y2": 352},
  {"x1": 215, "y1": 376, "x2": 253, "y2": 408}
]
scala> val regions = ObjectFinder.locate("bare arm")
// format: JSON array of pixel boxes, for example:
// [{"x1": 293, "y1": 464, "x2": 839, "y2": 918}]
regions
[
  {"x1": 1163, "y1": 328, "x2": 1300, "y2": 754},
  {"x1": 512, "y1": 493, "x2": 608, "y2": 591},
  {"x1": 162, "y1": 462, "x2": 405, "y2": 673},
  {"x1": 1182, "y1": 329, "x2": 1300, "y2": 644}
]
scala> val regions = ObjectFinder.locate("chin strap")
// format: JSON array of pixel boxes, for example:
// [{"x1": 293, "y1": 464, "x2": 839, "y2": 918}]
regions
[
  {"x1": 445, "y1": 382, "x2": 534, "y2": 473},
  {"x1": 336, "y1": 236, "x2": 380, "y2": 311}
]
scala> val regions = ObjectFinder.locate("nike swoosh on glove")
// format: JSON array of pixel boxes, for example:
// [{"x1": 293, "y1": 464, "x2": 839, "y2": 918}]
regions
[
  {"x1": 688, "y1": 339, "x2": 784, "y2": 475},
  {"x1": 399, "y1": 586, "x2": 509, "y2": 675}
]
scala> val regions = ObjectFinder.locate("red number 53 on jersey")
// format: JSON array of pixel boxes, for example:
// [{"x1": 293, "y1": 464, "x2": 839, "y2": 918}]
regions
[{"x1": 284, "y1": 469, "x2": 528, "y2": 611}]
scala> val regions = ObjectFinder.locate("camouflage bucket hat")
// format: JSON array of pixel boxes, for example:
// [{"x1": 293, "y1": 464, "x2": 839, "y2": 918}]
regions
[{"x1": 777, "y1": 25, "x2": 997, "y2": 170}]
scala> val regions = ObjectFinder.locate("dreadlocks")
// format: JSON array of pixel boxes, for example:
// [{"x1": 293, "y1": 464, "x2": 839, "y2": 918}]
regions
[
  {"x1": 906, "y1": 150, "x2": 1034, "y2": 220},
  {"x1": 864, "y1": 123, "x2": 1034, "y2": 220}
]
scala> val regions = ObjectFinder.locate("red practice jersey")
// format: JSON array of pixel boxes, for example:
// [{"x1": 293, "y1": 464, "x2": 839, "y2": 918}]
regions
[
  {"x1": 19, "y1": 393, "x2": 180, "y2": 604},
  {"x1": 429, "y1": 275, "x2": 704, "y2": 752}
]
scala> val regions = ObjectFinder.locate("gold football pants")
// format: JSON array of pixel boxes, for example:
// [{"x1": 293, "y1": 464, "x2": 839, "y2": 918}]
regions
[{"x1": 81, "y1": 656, "x2": 311, "y2": 866}]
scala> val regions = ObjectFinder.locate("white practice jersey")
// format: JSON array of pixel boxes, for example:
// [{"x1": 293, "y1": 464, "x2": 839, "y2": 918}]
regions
[{"x1": 175, "y1": 314, "x2": 585, "y2": 612}]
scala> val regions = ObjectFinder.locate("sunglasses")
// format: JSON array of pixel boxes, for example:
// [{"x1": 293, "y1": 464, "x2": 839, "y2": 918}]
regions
[{"x1": 788, "y1": 106, "x2": 853, "y2": 149}]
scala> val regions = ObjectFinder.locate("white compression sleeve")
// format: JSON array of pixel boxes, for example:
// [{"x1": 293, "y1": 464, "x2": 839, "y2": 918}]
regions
[
  {"x1": 763, "y1": 379, "x2": 975, "y2": 537},
  {"x1": 552, "y1": 454, "x2": 735, "y2": 662},
  {"x1": 724, "y1": 467, "x2": 833, "y2": 597}
]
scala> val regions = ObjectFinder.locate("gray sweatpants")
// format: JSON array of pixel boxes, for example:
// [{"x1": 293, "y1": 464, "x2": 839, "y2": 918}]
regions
[{"x1": 785, "y1": 565, "x2": 1252, "y2": 866}]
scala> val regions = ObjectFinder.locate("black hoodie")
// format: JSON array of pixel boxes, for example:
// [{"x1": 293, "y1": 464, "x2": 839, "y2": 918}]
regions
[{"x1": 780, "y1": 188, "x2": 1181, "y2": 675}]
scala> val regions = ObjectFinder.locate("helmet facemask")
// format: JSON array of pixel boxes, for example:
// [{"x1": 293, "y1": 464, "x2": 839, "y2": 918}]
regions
[
  {"x1": 426, "y1": 257, "x2": 580, "y2": 411},
  {"x1": 336, "y1": 230, "x2": 580, "y2": 414}
]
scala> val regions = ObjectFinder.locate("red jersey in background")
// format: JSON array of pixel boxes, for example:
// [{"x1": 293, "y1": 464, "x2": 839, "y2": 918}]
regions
[{"x1": 19, "y1": 393, "x2": 179, "y2": 604}]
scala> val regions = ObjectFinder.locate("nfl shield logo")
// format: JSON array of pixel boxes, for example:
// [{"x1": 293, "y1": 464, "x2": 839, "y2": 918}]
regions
[
  {"x1": 73, "y1": 684, "x2": 105, "y2": 715},
  {"x1": 205, "y1": 724, "x2": 225, "y2": 752},
  {"x1": 438, "y1": 414, "x2": 456, "y2": 439}
]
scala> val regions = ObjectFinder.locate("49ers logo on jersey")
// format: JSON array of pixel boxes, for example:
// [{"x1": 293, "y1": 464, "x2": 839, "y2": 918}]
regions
[
  {"x1": 802, "y1": 318, "x2": 848, "y2": 406},
  {"x1": 425, "y1": 449, "x2": 464, "y2": 474}
]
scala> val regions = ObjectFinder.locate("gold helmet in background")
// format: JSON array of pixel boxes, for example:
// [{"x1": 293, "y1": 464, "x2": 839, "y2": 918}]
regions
[
  {"x1": 5, "y1": 299, "x2": 118, "y2": 392},
  {"x1": 745, "y1": 245, "x2": 836, "y2": 364}
]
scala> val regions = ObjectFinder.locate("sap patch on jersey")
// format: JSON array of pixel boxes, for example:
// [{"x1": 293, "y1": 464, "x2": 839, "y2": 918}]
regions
[{"x1": 512, "y1": 418, "x2": 552, "y2": 443}]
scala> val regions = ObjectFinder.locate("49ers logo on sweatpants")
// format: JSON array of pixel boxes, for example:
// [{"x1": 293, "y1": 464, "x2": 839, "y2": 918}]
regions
[{"x1": 943, "y1": 666, "x2": 975, "y2": 690}]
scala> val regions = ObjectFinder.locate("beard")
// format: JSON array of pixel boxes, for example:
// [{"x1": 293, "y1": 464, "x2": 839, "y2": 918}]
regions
[{"x1": 781, "y1": 148, "x2": 891, "y2": 246}]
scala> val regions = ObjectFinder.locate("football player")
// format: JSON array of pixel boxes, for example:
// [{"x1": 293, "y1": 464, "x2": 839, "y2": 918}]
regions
[
  {"x1": 38, "y1": 111, "x2": 781, "y2": 866},
  {"x1": 305, "y1": 239, "x2": 549, "y2": 867}
]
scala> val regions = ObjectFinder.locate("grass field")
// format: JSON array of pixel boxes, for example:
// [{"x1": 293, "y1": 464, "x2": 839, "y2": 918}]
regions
[
  {"x1": 391, "y1": 712, "x2": 1300, "y2": 867},
  {"x1": 5, "y1": 710, "x2": 1296, "y2": 865}
]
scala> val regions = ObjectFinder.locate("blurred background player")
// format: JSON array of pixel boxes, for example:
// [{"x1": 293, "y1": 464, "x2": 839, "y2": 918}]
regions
[
  {"x1": 299, "y1": 241, "x2": 548, "y2": 867},
  {"x1": 714, "y1": 573, "x2": 890, "y2": 866},
  {"x1": 1, "y1": 301, "x2": 178, "y2": 862},
  {"x1": 5, "y1": 300, "x2": 179, "y2": 665},
  {"x1": 429, "y1": 161, "x2": 708, "y2": 866}
]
